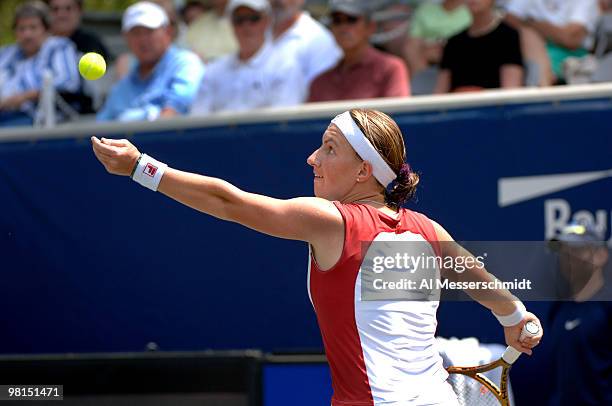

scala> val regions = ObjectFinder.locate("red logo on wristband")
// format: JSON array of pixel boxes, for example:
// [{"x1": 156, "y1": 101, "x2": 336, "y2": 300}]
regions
[{"x1": 143, "y1": 163, "x2": 158, "y2": 177}]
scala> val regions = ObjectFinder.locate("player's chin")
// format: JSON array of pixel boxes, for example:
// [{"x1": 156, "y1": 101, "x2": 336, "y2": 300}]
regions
[{"x1": 312, "y1": 183, "x2": 331, "y2": 200}]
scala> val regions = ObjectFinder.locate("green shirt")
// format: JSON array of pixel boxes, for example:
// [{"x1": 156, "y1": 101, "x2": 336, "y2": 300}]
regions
[{"x1": 410, "y1": 2, "x2": 472, "y2": 41}]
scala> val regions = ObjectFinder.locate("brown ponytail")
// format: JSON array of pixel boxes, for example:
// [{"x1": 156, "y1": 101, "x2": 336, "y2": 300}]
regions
[{"x1": 349, "y1": 108, "x2": 419, "y2": 208}]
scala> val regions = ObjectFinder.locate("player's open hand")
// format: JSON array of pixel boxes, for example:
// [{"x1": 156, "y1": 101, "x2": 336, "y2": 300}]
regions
[
  {"x1": 504, "y1": 312, "x2": 543, "y2": 355},
  {"x1": 91, "y1": 136, "x2": 140, "y2": 176}
]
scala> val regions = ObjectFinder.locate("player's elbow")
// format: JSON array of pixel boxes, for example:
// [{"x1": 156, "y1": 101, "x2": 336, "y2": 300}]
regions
[{"x1": 220, "y1": 195, "x2": 246, "y2": 223}]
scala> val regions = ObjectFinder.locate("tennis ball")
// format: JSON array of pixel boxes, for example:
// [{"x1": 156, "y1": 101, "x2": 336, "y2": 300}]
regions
[{"x1": 79, "y1": 52, "x2": 106, "y2": 81}]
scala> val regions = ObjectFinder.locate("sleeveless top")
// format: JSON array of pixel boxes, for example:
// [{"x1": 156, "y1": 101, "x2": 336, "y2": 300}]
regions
[{"x1": 308, "y1": 202, "x2": 448, "y2": 405}]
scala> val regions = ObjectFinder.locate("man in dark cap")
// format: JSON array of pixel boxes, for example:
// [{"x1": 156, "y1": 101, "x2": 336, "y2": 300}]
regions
[
  {"x1": 547, "y1": 221, "x2": 611, "y2": 405},
  {"x1": 308, "y1": 0, "x2": 409, "y2": 102}
]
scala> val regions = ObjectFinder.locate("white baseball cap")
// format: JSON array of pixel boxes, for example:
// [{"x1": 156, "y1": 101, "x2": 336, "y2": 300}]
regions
[
  {"x1": 122, "y1": 1, "x2": 169, "y2": 32},
  {"x1": 226, "y1": 0, "x2": 271, "y2": 15}
]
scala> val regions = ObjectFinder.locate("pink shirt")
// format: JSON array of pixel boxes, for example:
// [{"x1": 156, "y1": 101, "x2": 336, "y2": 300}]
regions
[{"x1": 308, "y1": 47, "x2": 410, "y2": 102}]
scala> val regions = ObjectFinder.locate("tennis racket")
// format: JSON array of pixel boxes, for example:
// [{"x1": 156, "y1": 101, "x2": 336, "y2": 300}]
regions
[{"x1": 446, "y1": 321, "x2": 540, "y2": 406}]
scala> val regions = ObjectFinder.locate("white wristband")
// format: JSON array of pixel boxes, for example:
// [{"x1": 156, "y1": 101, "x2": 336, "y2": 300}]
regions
[
  {"x1": 493, "y1": 301, "x2": 526, "y2": 327},
  {"x1": 131, "y1": 154, "x2": 167, "y2": 191}
]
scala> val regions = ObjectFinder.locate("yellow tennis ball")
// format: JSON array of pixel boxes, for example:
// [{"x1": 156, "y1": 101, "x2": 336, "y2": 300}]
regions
[{"x1": 79, "y1": 52, "x2": 106, "y2": 81}]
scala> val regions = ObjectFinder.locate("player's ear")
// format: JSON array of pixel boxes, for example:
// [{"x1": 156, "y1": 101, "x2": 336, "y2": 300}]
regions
[{"x1": 356, "y1": 160, "x2": 373, "y2": 182}]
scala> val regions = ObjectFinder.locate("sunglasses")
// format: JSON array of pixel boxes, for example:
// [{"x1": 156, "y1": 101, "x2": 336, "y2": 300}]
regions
[
  {"x1": 232, "y1": 14, "x2": 263, "y2": 26},
  {"x1": 330, "y1": 13, "x2": 361, "y2": 26}
]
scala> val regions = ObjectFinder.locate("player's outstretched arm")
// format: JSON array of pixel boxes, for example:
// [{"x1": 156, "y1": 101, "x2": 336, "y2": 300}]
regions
[
  {"x1": 91, "y1": 137, "x2": 343, "y2": 244},
  {"x1": 432, "y1": 221, "x2": 543, "y2": 354}
]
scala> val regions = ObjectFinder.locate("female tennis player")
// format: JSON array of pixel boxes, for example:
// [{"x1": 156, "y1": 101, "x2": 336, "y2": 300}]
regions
[{"x1": 91, "y1": 109, "x2": 542, "y2": 405}]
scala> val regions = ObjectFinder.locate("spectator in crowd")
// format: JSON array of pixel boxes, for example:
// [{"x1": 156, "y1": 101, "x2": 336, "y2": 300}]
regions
[
  {"x1": 547, "y1": 222, "x2": 611, "y2": 405},
  {"x1": 435, "y1": 0, "x2": 523, "y2": 93},
  {"x1": 308, "y1": 0, "x2": 409, "y2": 102},
  {"x1": 46, "y1": 0, "x2": 110, "y2": 59},
  {"x1": 180, "y1": 1, "x2": 208, "y2": 26},
  {"x1": 97, "y1": 1, "x2": 204, "y2": 122},
  {"x1": 0, "y1": 1, "x2": 80, "y2": 127},
  {"x1": 505, "y1": 0, "x2": 600, "y2": 86},
  {"x1": 192, "y1": 0, "x2": 303, "y2": 114},
  {"x1": 115, "y1": 0, "x2": 188, "y2": 81},
  {"x1": 184, "y1": 0, "x2": 238, "y2": 62},
  {"x1": 405, "y1": 0, "x2": 472, "y2": 75},
  {"x1": 153, "y1": 0, "x2": 188, "y2": 45},
  {"x1": 271, "y1": 0, "x2": 342, "y2": 91},
  {"x1": 371, "y1": 1, "x2": 413, "y2": 61},
  {"x1": 47, "y1": 0, "x2": 112, "y2": 113}
]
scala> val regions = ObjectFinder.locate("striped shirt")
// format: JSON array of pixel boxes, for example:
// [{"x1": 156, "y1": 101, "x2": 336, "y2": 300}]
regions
[{"x1": 0, "y1": 36, "x2": 80, "y2": 115}]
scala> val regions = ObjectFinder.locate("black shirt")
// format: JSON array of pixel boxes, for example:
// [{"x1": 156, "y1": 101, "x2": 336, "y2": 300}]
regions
[
  {"x1": 548, "y1": 299, "x2": 612, "y2": 405},
  {"x1": 70, "y1": 28, "x2": 111, "y2": 60},
  {"x1": 440, "y1": 21, "x2": 523, "y2": 91}
]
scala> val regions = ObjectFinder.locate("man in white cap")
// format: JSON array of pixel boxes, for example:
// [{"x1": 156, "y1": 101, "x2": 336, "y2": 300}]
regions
[
  {"x1": 98, "y1": 1, "x2": 204, "y2": 122},
  {"x1": 191, "y1": 0, "x2": 304, "y2": 114}
]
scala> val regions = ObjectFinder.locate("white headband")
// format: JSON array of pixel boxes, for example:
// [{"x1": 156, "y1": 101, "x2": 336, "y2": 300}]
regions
[{"x1": 331, "y1": 111, "x2": 397, "y2": 187}]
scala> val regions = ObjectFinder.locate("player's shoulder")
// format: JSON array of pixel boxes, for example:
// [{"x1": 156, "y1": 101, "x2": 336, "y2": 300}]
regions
[
  {"x1": 401, "y1": 207, "x2": 433, "y2": 223},
  {"x1": 402, "y1": 209, "x2": 451, "y2": 241},
  {"x1": 291, "y1": 197, "x2": 340, "y2": 214}
]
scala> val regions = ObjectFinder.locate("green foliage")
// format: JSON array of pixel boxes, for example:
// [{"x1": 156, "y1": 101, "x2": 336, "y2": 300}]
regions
[
  {"x1": 0, "y1": 0, "x2": 137, "y2": 46},
  {"x1": 84, "y1": 0, "x2": 137, "y2": 12}
]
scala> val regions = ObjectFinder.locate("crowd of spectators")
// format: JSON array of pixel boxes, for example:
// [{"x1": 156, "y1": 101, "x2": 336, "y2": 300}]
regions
[{"x1": 0, "y1": 0, "x2": 610, "y2": 128}]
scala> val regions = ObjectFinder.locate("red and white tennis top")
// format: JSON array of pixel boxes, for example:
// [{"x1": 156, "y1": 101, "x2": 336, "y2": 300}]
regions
[{"x1": 308, "y1": 202, "x2": 449, "y2": 405}]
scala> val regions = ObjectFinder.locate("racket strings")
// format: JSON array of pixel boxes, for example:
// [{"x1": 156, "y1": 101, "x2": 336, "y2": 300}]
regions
[{"x1": 447, "y1": 373, "x2": 501, "y2": 406}]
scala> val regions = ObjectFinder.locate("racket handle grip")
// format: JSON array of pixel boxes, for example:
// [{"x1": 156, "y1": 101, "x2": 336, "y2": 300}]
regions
[
  {"x1": 520, "y1": 321, "x2": 540, "y2": 340},
  {"x1": 502, "y1": 321, "x2": 540, "y2": 364}
]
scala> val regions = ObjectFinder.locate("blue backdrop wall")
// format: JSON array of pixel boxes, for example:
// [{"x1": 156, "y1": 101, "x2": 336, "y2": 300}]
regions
[{"x1": 1, "y1": 97, "x2": 611, "y2": 404}]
